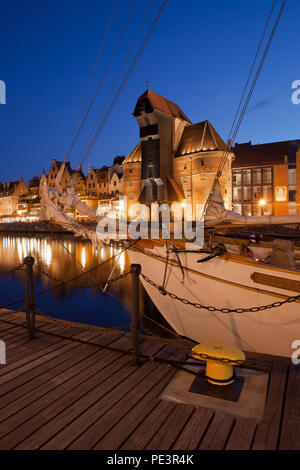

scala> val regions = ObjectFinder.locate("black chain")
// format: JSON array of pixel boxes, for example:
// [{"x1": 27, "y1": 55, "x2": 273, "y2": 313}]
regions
[
  {"x1": 105, "y1": 271, "x2": 131, "y2": 285},
  {"x1": 140, "y1": 273, "x2": 300, "y2": 314},
  {"x1": 189, "y1": 352, "x2": 244, "y2": 365}
]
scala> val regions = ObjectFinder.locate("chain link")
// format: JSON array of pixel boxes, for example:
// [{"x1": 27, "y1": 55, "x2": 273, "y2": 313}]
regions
[
  {"x1": 140, "y1": 273, "x2": 300, "y2": 314},
  {"x1": 105, "y1": 271, "x2": 131, "y2": 285}
]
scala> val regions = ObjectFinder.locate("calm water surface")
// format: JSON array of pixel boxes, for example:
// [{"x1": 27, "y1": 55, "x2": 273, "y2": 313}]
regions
[{"x1": 0, "y1": 234, "x2": 161, "y2": 330}]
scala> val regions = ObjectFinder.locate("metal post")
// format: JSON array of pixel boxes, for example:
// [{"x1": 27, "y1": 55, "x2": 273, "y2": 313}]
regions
[
  {"x1": 130, "y1": 264, "x2": 141, "y2": 366},
  {"x1": 24, "y1": 257, "x2": 36, "y2": 340}
]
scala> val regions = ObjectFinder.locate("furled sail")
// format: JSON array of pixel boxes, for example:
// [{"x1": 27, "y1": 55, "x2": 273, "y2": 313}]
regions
[{"x1": 38, "y1": 166, "x2": 105, "y2": 248}]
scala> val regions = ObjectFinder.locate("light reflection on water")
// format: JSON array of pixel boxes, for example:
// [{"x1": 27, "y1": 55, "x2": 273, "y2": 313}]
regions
[{"x1": 0, "y1": 234, "x2": 134, "y2": 328}]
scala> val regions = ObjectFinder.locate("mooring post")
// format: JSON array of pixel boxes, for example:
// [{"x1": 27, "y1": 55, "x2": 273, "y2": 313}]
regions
[
  {"x1": 24, "y1": 256, "x2": 36, "y2": 340},
  {"x1": 130, "y1": 263, "x2": 141, "y2": 366}
]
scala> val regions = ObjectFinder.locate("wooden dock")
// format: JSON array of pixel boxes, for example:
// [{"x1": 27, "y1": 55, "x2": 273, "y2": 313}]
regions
[{"x1": 0, "y1": 309, "x2": 299, "y2": 450}]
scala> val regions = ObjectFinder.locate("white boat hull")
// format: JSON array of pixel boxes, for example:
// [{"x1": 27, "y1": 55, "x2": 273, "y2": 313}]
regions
[{"x1": 128, "y1": 246, "x2": 300, "y2": 358}]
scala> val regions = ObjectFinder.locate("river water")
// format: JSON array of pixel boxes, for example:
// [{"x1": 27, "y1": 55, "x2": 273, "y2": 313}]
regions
[{"x1": 0, "y1": 233, "x2": 163, "y2": 332}]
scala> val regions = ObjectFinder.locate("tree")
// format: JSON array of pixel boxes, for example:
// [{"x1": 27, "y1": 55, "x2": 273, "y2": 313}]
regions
[{"x1": 113, "y1": 155, "x2": 125, "y2": 165}]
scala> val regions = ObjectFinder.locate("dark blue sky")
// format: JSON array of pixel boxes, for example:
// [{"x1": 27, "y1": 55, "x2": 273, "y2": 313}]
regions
[{"x1": 0, "y1": 0, "x2": 299, "y2": 182}]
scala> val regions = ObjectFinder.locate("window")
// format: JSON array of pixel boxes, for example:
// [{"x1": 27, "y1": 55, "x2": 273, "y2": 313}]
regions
[
  {"x1": 233, "y1": 171, "x2": 241, "y2": 186},
  {"x1": 233, "y1": 187, "x2": 242, "y2": 202},
  {"x1": 289, "y1": 190, "x2": 297, "y2": 202},
  {"x1": 252, "y1": 169, "x2": 261, "y2": 185},
  {"x1": 201, "y1": 159, "x2": 204, "y2": 166},
  {"x1": 288, "y1": 168, "x2": 296, "y2": 186},
  {"x1": 253, "y1": 186, "x2": 262, "y2": 202},
  {"x1": 242, "y1": 170, "x2": 251, "y2": 186},
  {"x1": 233, "y1": 204, "x2": 242, "y2": 215},
  {"x1": 148, "y1": 165, "x2": 154, "y2": 178},
  {"x1": 263, "y1": 186, "x2": 272, "y2": 202},
  {"x1": 262, "y1": 168, "x2": 272, "y2": 184},
  {"x1": 114, "y1": 181, "x2": 117, "y2": 186},
  {"x1": 276, "y1": 187, "x2": 287, "y2": 202},
  {"x1": 243, "y1": 187, "x2": 251, "y2": 202},
  {"x1": 243, "y1": 204, "x2": 252, "y2": 216}
]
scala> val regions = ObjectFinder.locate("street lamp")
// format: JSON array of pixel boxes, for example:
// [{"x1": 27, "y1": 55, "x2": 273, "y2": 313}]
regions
[{"x1": 259, "y1": 198, "x2": 266, "y2": 216}]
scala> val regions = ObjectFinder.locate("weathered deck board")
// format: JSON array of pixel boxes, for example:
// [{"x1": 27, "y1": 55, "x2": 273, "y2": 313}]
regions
[
  {"x1": 198, "y1": 412, "x2": 235, "y2": 450},
  {"x1": 279, "y1": 365, "x2": 300, "y2": 450},
  {"x1": 252, "y1": 362, "x2": 288, "y2": 450},
  {"x1": 0, "y1": 312, "x2": 299, "y2": 450}
]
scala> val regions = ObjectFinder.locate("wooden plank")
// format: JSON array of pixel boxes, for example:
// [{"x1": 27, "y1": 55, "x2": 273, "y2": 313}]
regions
[
  {"x1": 279, "y1": 365, "x2": 300, "y2": 450},
  {"x1": 101, "y1": 384, "x2": 177, "y2": 450},
  {"x1": 252, "y1": 362, "x2": 288, "y2": 450},
  {"x1": 172, "y1": 407, "x2": 215, "y2": 450},
  {"x1": 0, "y1": 332, "x2": 75, "y2": 380},
  {"x1": 198, "y1": 412, "x2": 235, "y2": 450},
  {"x1": 250, "y1": 272, "x2": 300, "y2": 293},
  {"x1": 145, "y1": 404, "x2": 195, "y2": 450},
  {"x1": 67, "y1": 345, "x2": 184, "y2": 450},
  {"x1": 0, "y1": 331, "x2": 116, "y2": 413},
  {"x1": 24, "y1": 341, "x2": 168, "y2": 450},
  {"x1": 0, "y1": 336, "x2": 136, "y2": 449},
  {"x1": 225, "y1": 417, "x2": 257, "y2": 450}
]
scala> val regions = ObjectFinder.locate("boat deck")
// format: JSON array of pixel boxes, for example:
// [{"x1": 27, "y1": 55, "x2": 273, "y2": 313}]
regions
[{"x1": 0, "y1": 310, "x2": 299, "y2": 450}]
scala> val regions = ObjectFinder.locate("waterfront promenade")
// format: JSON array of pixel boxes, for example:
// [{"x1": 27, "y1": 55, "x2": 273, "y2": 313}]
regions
[{"x1": 0, "y1": 309, "x2": 299, "y2": 450}]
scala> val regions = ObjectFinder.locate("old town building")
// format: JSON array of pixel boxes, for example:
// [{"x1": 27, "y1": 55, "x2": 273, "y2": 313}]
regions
[
  {"x1": 0, "y1": 178, "x2": 29, "y2": 216},
  {"x1": 47, "y1": 159, "x2": 73, "y2": 191},
  {"x1": 86, "y1": 166, "x2": 109, "y2": 198},
  {"x1": 232, "y1": 140, "x2": 300, "y2": 216},
  {"x1": 123, "y1": 90, "x2": 233, "y2": 217}
]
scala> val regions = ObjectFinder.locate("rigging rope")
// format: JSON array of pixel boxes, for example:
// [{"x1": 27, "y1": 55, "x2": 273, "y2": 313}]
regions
[
  {"x1": 62, "y1": 0, "x2": 120, "y2": 163},
  {"x1": 203, "y1": 0, "x2": 287, "y2": 216},
  {"x1": 79, "y1": 0, "x2": 168, "y2": 167},
  {"x1": 64, "y1": 0, "x2": 137, "y2": 163},
  {"x1": 77, "y1": 0, "x2": 155, "y2": 168}
]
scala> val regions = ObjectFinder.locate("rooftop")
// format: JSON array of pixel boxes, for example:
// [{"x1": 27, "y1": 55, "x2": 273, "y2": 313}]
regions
[
  {"x1": 232, "y1": 140, "x2": 300, "y2": 168},
  {"x1": 176, "y1": 120, "x2": 227, "y2": 157},
  {"x1": 134, "y1": 90, "x2": 191, "y2": 123}
]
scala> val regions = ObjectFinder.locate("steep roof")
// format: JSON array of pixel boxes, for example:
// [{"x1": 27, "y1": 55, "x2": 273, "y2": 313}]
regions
[
  {"x1": 123, "y1": 142, "x2": 142, "y2": 164},
  {"x1": 134, "y1": 90, "x2": 191, "y2": 123},
  {"x1": 176, "y1": 120, "x2": 226, "y2": 157},
  {"x1": 232, "y1": 140, "x2": 300, "y2": 168}
]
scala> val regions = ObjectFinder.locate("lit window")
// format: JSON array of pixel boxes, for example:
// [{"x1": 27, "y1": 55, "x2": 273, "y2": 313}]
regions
[{"x1": 276, "y1": 187, "x2": 286, "y2": 202}]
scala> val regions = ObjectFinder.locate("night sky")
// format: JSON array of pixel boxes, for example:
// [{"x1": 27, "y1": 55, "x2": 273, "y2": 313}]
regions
[{"x1": 0, "y1": 0, "x2": 299, "y2": 182}]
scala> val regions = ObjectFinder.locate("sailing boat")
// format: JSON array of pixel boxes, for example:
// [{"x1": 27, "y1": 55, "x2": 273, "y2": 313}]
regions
[
  {"x1": 127, "y1": 182, "x2": 300, "y2": 358},
  {"x1": 126, "y1": 1, "x2": 298, "y2": 358}
]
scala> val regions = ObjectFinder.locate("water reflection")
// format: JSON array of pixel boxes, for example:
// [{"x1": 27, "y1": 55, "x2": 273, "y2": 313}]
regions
[
  {"x1": 0, "y1": 234, "x2": 170, "y2": 334},
  {"x1": 0, "y1": 234, "x2": 134, "y2": 327}
]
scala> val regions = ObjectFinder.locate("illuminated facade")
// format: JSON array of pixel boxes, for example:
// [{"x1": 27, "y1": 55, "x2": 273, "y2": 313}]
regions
[
  {"x1": 232, "y1": 140, "x2": 300, "y2": 216},
  {"x1": 123, "y1": 90, "x2": 233, "y2": 217}
]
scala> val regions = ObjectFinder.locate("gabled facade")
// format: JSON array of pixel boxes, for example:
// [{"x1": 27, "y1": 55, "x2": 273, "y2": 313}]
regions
[
  {"x1": 123, "y1": 90, "x2": 233, "y2": 217},
  {"x1": 47, "y1": 159, "x2": 73, "y2": 191},
  {"x1": 86, "y1": 166, "x2": 109, "y2": 198}
]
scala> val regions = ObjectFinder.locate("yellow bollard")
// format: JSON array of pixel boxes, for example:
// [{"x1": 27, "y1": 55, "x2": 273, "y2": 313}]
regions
[{"x1": 191, "y1": 342, "x2": 246, "y2": 386}]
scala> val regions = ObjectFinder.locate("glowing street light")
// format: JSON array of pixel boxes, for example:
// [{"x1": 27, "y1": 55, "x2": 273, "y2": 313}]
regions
[{"x1": 259, "y1": 198, "x2": 266, "y2": 216}]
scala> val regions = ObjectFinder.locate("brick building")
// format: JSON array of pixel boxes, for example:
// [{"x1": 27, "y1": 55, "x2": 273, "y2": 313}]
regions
[
  {"x1": 86, "y1": 166, "x2": 109, "y2": 198},
  {"x1": 232, "y1": 140, "x2": 300, "y2": 216},
  {"x1": 123, "y1": 90, "x2": 233, "y2": 217}
]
